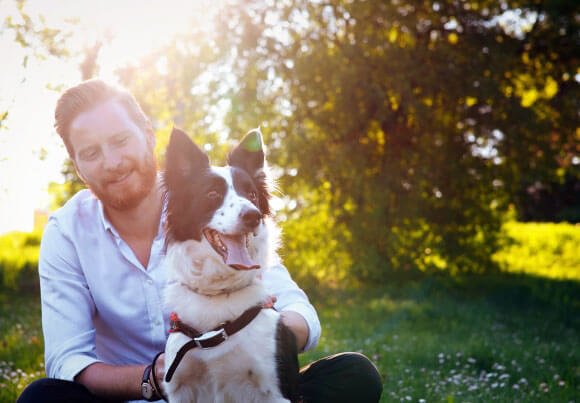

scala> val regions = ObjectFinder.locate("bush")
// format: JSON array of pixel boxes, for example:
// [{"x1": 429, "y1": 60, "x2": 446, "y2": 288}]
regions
[
  {"x1": 0, "y1": 231, "x2": 41, "y2": 291},
  {"x1": 493, "y1": 222, "x2": 580, "y2": 280}
]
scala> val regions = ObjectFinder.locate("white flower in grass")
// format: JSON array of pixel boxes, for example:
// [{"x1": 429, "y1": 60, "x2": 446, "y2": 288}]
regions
[
  {"x1": 492, "y1": 363, "x2": 506, "y2": 371},
  {"x1": 513, "y1": 384, "x2": 519, "y2": 390}
]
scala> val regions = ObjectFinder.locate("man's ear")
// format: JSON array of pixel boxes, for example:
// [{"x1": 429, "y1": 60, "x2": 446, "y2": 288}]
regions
[
  {"x1": 71, "y1": 159, "x2": 87, "y2": 184},
  {"x1": 228, "y1": 128, "x2": 265, "y2": 176},
  {"x1": 145, "y1": 125, "x2": 156, "y2": 149},
  {"x1": 164, "y1": 127, "x2": 209, "y2": 181}
]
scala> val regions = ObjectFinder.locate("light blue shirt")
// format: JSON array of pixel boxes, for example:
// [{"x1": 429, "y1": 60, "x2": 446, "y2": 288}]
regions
[{"x1": 39, "y1": 189, "x2": 321, "y2": 390}]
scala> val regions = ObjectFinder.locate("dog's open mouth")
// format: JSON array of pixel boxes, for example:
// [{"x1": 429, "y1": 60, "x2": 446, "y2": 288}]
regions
[{"x1": 203, "y1": 228, "x2": 260, "y2": 271}]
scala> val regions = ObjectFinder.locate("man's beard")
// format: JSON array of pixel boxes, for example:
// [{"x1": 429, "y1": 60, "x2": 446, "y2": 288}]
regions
[{"x1": 89, "y1": 151, "x2": 158, "y2": 211}]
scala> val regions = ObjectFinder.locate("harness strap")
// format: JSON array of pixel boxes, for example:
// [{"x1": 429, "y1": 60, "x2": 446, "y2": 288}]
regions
[{"x1": 165, "y1": 305, "x2": 264, "y2": 382}]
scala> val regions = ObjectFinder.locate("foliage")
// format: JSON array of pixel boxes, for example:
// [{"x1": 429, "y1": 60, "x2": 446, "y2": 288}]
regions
[
  {"x1": 0, "y1": 231, "x2": 41, "y2": 291},
  {"x1": 47, "y1": 159, "x2": 85, "y2": 210},
  {"x1": 516, "y1": 173, "x2": 580, "y2": 222},
  {"x1": 494, "y1": 221, "x2": 580, "y2": 280},
  {"x1": 111, "y1": 0, "x2": 578, "y2": 281},
  {"x1": 278, "y1": 186, "x2": 352, "y2": 286}
]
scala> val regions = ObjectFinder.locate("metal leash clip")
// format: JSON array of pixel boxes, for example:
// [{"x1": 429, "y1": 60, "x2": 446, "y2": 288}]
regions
[{"x1": 193, "y1": 327, "x2": 228, "y2": 349}]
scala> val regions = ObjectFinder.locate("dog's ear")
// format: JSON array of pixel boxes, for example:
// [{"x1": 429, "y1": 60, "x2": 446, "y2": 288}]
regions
[
  {"x1": 165, "y1": 127, "x2": 209, "y2": 179},
  {"x1": 228, "y1": 128, "x2": 265, "y2": 176}
]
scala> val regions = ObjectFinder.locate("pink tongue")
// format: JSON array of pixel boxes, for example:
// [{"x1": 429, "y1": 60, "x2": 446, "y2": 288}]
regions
[{"x1": 222, "y1": 234, "x2": 260, "y2": 270}]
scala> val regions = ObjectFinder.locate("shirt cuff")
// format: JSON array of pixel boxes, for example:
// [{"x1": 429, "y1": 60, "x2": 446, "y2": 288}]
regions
[
  {"x1": 281, "y1": 302, "x2": 321, "y2": 352},
  {"x1": 59, "y1": 355, "x2": 102, "y2": 381}
]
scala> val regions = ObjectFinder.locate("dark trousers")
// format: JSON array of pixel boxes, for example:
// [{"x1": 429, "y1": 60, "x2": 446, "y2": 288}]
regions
[{"x1": 17, "y1": 352, "x2": 382, "y2": 402}]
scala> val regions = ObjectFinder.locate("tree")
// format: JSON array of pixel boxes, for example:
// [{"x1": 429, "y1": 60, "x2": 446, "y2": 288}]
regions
[{"x1": 113, "y1": 0, "x2": 578, "y2": 281}]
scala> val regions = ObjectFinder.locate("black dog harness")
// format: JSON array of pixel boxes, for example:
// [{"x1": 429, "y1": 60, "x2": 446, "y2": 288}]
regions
[{"x1": 165, "y1": 305, "x2": 264, "y2": 382}]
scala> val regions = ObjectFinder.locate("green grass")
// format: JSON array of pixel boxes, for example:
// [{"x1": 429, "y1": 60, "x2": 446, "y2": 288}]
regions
[
  {"x1": 1, "y1": 222, "x2": 579, "y2": 401},
  {"x1": 301, "y1": 275, "x2": 579, "y2": 402},
  {"x1": 1, "y1": 276, "x2": 577, "y2": 402},
  {"x1": 0, "y1": 291, "x2": 44, "y2": 402}
]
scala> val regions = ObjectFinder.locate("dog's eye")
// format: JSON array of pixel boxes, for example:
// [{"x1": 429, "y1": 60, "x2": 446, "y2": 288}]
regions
[{"x1": 207, "y1": 190, "x2": 222, "y2": 200}]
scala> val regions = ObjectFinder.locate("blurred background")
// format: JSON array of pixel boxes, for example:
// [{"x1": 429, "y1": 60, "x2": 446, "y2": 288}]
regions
[{"x1": 0, "y1": 0, "x2": 578, "y2": 401}]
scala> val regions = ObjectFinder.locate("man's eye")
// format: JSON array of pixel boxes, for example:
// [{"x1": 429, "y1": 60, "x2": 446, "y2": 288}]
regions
[
  {"x1": 113, "y1": 136, "x2": 129, "y2": 146},
  {"x1": 79, "y1": 148, "x2": 99, "y2": 160},
  {"x1": 207, "y1": 190, "x2": 222, "y2": 200}
]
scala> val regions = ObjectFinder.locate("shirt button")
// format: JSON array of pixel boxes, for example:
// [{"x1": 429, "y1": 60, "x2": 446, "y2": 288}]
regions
[{"x1": 147, "y1": 279, "x2": 153, "y2": 285}]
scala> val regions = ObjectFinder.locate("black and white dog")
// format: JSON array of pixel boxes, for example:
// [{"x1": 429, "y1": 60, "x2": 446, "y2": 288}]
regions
[{"x1": 162, "y1": 127, "x2": 299, "y2": 402}]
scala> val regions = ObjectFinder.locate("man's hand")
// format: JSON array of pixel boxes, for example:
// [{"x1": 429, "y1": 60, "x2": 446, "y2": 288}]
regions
[
  {"x1": 151, "y1": 353, "x2": 165, "y2": 397},
  {"x1": 262, "y1": 295, "x2": 277, "y2": 309},
  {"x1": 262, "y1": 295, "x2": 309, "y2": 351}
]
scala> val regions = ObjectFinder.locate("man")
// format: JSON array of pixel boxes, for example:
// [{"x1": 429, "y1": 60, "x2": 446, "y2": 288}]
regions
[{"x1": 18, "y1": 79, "x2": 382, "y2": 402}]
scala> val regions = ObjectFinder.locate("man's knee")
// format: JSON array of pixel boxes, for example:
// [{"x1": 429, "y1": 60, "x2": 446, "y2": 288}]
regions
[
  {"x1": 17, "y1": 378, "x2": 98, "y2": 403},
  {"x1": 300, "y1": 351, "x2": 383, "y2": 402},
  {"x1": 331, "y1": 352, "x2": 383, "y2": 399}
]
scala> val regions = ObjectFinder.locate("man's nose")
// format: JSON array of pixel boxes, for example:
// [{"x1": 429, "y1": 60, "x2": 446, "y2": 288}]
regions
[{"x1": 102, "y1": 147, "x2": 123, "y2": 171}]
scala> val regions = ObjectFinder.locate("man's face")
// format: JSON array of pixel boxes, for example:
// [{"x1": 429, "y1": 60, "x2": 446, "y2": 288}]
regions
[{"x1": 69, "y1": 99, "x2": 157, "y2": 211}]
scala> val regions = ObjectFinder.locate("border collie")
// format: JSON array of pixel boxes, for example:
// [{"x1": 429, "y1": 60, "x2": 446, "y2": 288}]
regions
[{"x1": 162, "y1": 127, "x2": 299, "y2": 402}]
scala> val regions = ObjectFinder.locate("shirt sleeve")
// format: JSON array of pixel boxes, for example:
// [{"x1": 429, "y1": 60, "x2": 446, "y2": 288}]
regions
[
  {"x1": 39, "y1": 217, "x2": 101, "y2": 380},
  {"x1": 262, "y1": 262, "x2": 321, "y2": 352}
]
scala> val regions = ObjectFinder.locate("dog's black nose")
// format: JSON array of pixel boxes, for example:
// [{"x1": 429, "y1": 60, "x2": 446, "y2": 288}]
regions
[{"x1": 241, "y1": 208, "x2": 262, "y2": 231}]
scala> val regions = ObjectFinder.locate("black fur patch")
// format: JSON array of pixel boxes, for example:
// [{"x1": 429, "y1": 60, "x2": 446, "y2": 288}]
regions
[
  {"x1": 275, "y1": 319, "x2": 300, "y2": 402},
  {"x1": 164, "y1": 128, "x2": 227, "y2": 243}
]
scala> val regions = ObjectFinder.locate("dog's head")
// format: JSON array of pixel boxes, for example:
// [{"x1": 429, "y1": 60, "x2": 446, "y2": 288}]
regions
[{"x1": 163, "y1": 127, "x2": 275, "y2": 293}]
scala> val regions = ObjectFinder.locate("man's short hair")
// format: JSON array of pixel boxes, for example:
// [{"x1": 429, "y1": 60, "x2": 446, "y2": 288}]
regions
[{"x1": 54, "y1": 79, "x2": 150, "y2": 157}]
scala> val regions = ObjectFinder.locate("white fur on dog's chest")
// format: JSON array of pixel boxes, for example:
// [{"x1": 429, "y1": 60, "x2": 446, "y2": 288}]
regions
[{"x1": 164, "y1": 302, "x2": 286, "y2": 402}]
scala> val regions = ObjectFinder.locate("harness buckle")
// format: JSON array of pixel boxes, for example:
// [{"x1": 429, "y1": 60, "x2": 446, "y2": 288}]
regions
[{"x1": 193, "y1": 327, "x2": 228, "y2": 349}]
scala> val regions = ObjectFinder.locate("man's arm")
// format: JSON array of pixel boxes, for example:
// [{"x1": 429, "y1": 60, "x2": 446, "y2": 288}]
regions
[
  {"x1": 40, "y1": 218, "x2": 101, "y2": 380},
  {"x1": 263, "y1": 262, "x2": 322, "y2": 351},
  {"x1": 75, "y1": 363, "x2": 145, "y2": 400}
]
